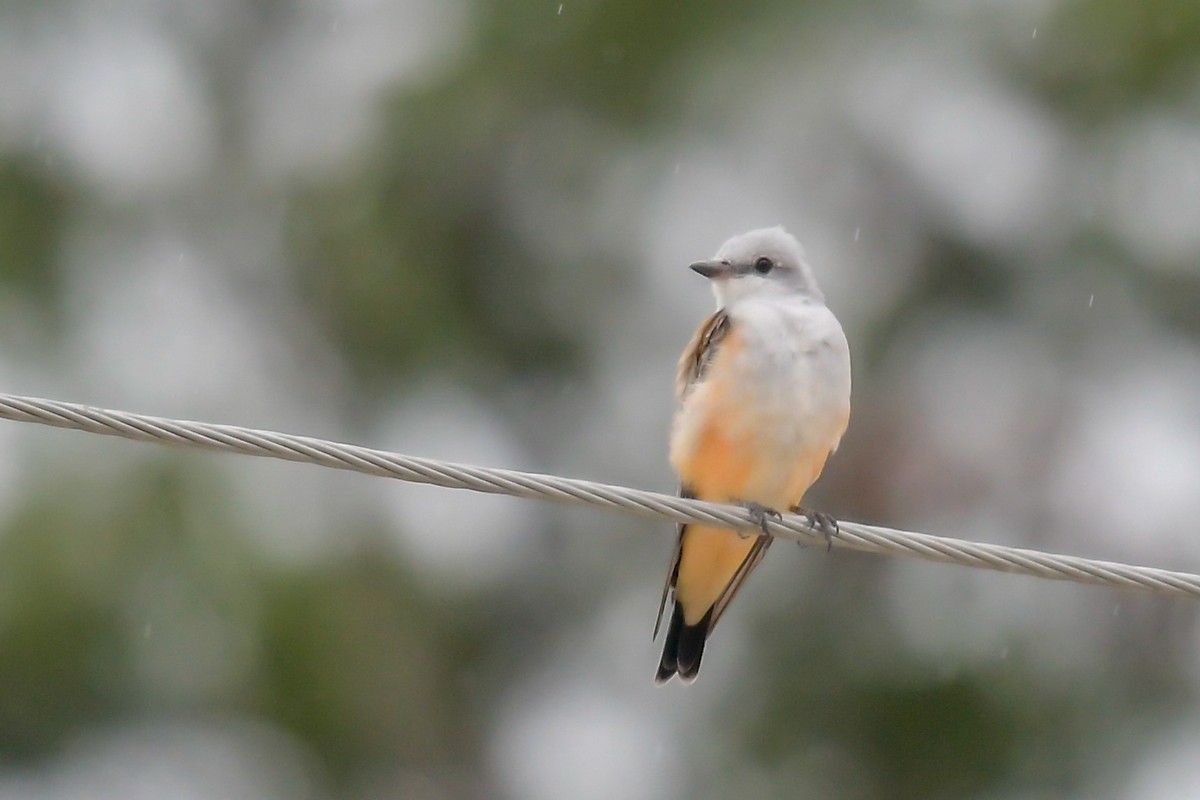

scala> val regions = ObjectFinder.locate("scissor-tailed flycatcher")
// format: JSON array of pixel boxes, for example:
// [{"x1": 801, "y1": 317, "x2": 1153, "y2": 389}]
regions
[{"x1": 655, "y1": 226, "x2": 852, "y2": 683}]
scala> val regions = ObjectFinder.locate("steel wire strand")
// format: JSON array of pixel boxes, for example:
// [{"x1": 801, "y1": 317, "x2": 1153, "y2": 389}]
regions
[{"x1": 0, "y1": 392, "x2": 1196, "y2": 598}]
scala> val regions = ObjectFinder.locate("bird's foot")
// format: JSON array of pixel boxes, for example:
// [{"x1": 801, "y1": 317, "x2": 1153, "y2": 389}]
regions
[
  {"x1": 789, "y1": 505, "x2": 839, "y2": 551},
  {"x1": 736, "y1": 500, "x2": 782, "y2": 538}
]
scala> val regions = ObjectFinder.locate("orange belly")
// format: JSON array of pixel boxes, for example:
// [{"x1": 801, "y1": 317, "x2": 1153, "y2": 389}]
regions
[
  {"x1": 681, "y1": 416, "x2": 830, "y2": 508},
  {"x1": 685, "y1": 421, "x2": 761, "y2": 502}
]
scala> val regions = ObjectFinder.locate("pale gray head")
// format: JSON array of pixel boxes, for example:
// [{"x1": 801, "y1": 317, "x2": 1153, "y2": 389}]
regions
[{"x1": 689, "y1": 226, "x2": 823, "y2": 307}]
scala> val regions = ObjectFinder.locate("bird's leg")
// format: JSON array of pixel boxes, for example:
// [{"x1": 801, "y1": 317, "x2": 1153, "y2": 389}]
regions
[
  {"x1": 789, "y1": 505, "x2": 839, "y2": 551},
  {"x1": 736, "y1": 500, "x2": 782, "y2": 538}
]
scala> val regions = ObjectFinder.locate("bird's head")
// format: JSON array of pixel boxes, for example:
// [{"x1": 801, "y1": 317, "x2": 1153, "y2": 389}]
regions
[{"x1": 690, "y1": 226, "x2": 823, "y2": 307}]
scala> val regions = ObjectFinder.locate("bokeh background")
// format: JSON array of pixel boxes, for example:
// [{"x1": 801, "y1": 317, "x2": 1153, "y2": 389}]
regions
[{"x1": 1, "y1": 0, "x2": 1200, "y2": 798}]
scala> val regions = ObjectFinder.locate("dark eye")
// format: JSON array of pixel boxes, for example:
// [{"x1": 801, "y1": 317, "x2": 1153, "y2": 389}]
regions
[{"x1": 753, "y1": 256, "x2": 774, "y2": 274}]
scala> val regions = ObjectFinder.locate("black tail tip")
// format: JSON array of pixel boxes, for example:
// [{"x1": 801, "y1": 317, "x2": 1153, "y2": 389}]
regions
[
  {"x1": 655, "y1": 657, "x2": 701, "y2": 685},
  {"x1": 655, "y1": 603, "x2": 710, "y2": 685}
]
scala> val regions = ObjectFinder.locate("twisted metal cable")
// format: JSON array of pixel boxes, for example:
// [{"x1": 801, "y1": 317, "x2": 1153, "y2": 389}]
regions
[{"x1": 0, "y1": 392, "x2": 1197, "y2": 598}]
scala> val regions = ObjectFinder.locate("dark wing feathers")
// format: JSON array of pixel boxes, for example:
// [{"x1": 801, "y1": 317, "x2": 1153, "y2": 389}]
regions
[
  {"x1": 656, "y1": 312, "x2": 731, "y2": 642},
  {"x1": 675, "y1": 309, "x2": 731, "y2": 400}
]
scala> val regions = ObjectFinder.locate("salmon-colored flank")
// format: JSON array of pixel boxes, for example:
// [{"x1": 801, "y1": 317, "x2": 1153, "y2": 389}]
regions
[{"x1": 685, "y1": 421, "x2": 759, "y2": 501}]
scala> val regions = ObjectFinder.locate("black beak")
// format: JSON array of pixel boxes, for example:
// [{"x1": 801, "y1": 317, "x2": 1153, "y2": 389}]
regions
[{"x1": 689, "y1": 260, "x2": 735, "y2": 279}]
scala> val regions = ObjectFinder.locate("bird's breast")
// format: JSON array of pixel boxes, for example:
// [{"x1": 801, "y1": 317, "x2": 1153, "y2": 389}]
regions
[{"x1": 670, "y1": 301, "x2": 851, "y2": 506}]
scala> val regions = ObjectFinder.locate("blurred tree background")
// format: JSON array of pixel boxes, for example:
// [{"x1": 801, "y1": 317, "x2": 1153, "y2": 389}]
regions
[{"x1": 1, "y1": 0, "x2": 1199, "y2": 798}]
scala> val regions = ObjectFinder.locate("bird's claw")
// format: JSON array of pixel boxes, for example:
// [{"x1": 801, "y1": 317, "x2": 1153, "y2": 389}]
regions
[
  {"x1": 789, "y1": 505, "x2": 839, "y2": 551},
  {"x1": 737, "y1": 500, "x2": 782, "y2": 538}
]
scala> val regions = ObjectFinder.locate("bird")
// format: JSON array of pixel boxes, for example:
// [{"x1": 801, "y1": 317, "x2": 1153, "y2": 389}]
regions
[{"x1": 654, "y1": 226, "x2": 852, "y2": 684}]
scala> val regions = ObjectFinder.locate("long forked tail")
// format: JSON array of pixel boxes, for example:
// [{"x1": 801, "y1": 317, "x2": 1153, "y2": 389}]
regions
[{"x1": 655, "y1": 602, "x2": 713, "y2": 684}]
